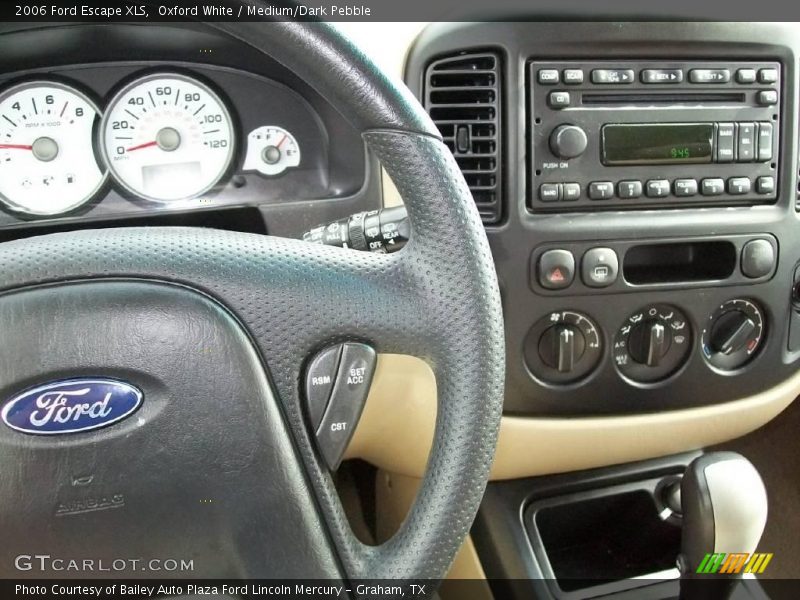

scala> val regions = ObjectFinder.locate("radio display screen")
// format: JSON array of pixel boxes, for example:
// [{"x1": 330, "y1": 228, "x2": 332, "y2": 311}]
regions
[{"x1": 602, "y1": 123, "x2": 714, "y2": 165}]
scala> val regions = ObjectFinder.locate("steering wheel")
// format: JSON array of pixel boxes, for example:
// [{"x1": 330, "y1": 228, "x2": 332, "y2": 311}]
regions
[{"x1": 0, "y1": 18, "x2": 504, "y2": 584}]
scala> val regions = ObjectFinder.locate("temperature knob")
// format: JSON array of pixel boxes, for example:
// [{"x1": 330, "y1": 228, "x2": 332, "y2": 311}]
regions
[
  {"x1": 702, "y1": 299, "x2": 765, "y2": 371},
  {"x1": 614, "y1": 304, "x2": 691, "y2": 383},
  {"x1": 524, "y1": 311, "x2": 602, "y2": 384},
  {"x1": 549, "y1": 125, "x2": 588, "y2": 159}
]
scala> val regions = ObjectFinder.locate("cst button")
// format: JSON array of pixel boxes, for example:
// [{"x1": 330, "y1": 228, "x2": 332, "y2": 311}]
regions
[
  {"x1": 582, "y1": 247, "x2": 619, "y2": 288},
  {"x1": 538, "y1": 249, "x2": 575, "y2": 290}
]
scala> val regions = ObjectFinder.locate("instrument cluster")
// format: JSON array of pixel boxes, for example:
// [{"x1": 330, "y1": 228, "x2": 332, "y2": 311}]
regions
[{"x1": 0, "y1": 71, "x2": 302, "y2": 217}]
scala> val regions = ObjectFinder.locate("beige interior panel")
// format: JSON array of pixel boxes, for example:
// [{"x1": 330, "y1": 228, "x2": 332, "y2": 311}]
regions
[
  {"x1": 375, "y1": 469, "x2": 493, "y2": 596},
  {"x1": 346, "y1": 354, "x2": 800, "y2": 480}
]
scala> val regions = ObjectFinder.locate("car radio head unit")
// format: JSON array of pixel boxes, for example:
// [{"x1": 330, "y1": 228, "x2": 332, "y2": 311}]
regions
[{"x1": 530, "y1": 60, "x2": 781, "y2": 211}]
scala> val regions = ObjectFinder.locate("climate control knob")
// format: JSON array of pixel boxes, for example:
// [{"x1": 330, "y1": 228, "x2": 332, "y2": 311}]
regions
[
  {"x1": 702, "y1": 299, "x2": 765, "y2": 371},
  {"x1": 524, "y1": 311, "x2": 602, "y2": 384},
  {"x1": 614, "y1": 304, "x2": 691, "y2": 383},
  {"x1": 549, "y1": 125, "x2": 588, "y2": 159}
]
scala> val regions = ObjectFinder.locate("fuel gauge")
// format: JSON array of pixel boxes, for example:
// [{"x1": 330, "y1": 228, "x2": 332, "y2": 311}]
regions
[{"x1": 243, "y1": 126, "x2": 300, "y2": 176}]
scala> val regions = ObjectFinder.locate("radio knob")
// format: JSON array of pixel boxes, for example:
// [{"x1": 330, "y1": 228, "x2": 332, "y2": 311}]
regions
[{"x1": 550, "y1": 125, "x2": 588, "y2": 159}]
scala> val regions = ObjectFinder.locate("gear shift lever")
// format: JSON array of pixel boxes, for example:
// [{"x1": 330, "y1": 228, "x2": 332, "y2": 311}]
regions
[{"x1": 679, "y1": 452, "x2": 768, "y2": 600}]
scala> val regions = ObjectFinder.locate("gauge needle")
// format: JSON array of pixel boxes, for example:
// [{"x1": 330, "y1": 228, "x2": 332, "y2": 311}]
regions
[
  {"x1": 276, "y1": 134, "x2": 288, "y2": 149},
  {"x1": 0, "y1": 144, "x2": 33, "y2": 150},
  {"x1": 126, "y1": 141, "x2": 158, "y2": 152}
]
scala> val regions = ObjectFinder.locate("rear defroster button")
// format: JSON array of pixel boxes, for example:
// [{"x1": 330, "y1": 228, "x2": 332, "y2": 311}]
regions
[{"x1": 314, "y1": 343, "x2": 377, "y2": 470}]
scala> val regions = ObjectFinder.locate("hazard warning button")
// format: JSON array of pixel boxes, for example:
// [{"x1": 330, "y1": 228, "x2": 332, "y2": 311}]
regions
[{"x1": 536, "y1": 249, "x2": 576, "y2": 290}]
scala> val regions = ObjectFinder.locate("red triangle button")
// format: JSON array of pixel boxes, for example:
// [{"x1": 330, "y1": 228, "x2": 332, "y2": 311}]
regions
[{"x1": 549, "y1": 268, "x2": 565, "y2": 282}]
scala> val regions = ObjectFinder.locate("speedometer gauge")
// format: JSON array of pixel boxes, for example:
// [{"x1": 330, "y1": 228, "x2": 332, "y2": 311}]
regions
[
  {"x1": 101, "y1": 73, "x2": 235, "y2": 202},
  {"x1": 0, "y1": 81, "x2": 105, "y2": 216}
]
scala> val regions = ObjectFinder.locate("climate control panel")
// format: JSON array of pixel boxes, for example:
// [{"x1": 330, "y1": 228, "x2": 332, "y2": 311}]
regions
[{"x1": 524, "y1": 298, "x2": 766, "y2": 386}]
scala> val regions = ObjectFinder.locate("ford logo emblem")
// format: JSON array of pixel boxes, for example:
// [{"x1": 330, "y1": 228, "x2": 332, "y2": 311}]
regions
[{"x1": 1, "y1": 378, "x2": 143, "y2": 435}]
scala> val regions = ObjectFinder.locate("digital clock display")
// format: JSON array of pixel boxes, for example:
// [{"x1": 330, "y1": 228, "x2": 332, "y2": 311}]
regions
[{"x1": 602, "y1": 123, "x2": 713, "y2": 165}]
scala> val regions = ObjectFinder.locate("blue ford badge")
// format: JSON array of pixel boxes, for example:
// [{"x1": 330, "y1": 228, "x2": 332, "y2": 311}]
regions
[{"x1": 1, "y1": 378, "x2": 143, "y2": 435}]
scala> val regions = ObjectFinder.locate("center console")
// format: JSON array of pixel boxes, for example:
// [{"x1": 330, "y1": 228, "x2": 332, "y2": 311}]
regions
[{"x1": 406, "y1": 21, "x2": 800, "y2": 417}]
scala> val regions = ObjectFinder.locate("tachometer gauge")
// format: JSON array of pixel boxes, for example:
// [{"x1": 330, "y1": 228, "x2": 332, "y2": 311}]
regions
[
  {"x1": 0, "y1": 81, "x2": 105, "y2": 216},
  {"x1": 101, "y1": 73, "x2": 235, "y2": 202}
]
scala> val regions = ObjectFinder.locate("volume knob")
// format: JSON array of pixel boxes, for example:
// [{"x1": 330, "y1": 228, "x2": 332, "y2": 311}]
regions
[{"x1": 549, "y1": 125, "x2": 588, "y2": 159}]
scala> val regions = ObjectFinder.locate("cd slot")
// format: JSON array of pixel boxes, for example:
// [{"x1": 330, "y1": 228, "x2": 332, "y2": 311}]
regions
[{"x1": 582, "y1": 92, "x2": 746, "y2": 105}]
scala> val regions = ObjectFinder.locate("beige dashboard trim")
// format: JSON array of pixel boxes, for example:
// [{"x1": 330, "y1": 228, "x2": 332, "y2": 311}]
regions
[{"x1": 346, "y1": 354, "x2": 800, "y2": 480}]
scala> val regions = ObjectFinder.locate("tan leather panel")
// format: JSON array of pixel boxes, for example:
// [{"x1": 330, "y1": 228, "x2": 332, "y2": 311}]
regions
[{"x1": 346, "y1": 355, "x2": 800, "y2": 480}]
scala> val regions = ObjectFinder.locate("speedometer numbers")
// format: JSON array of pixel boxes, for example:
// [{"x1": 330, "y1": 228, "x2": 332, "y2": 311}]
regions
[
  {"x1": 0, "y1": 81, "x2": 105, "y2": 216},
  {"x1": 101, "y1": 73, "x2": 235, "y2": 202}
]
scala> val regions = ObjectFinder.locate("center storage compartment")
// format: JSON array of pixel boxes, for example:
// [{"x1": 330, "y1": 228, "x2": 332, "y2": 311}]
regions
[
  {"x1": 530, "y1": 489, "x2": 681, "y2": 592},
  {"x1": 623, "y1": 241, "x2": 736, "y2": 284}
]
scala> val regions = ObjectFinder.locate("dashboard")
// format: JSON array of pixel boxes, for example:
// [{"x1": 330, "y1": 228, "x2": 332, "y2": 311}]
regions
[
  {"x1": 0, "y1": 23, "x2": 377, "y2": 239},
  {"x1": 405, "y1": 21, "x2": 800, "y2": 418}
]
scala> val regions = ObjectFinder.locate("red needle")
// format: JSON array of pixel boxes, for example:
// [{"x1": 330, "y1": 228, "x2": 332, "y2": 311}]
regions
[
  {"x1": 276, "y1": 134, "x2": 288, "y2": 149},
  {"x1": 0, "y1": 144, "x2": 33, "y2": 150},
  {"x1": 126, "y1": 141, "x2": 158, "y2": 152}
]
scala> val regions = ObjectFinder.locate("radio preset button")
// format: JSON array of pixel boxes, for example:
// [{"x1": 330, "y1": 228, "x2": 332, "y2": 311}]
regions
[
  {"x1": 641, "y1": 69, "x2": 683, "y2": 84},
  {"x1": 715, "y1": 123, "x2": 735, "y2": 163},
  {"x1": 674, "y1": 179, "x2": 699, "y2": 197},
  {"x1": 646, "y1": 179, "x2": 670, "y2": 198},
  {"x1": 756, "y1": 176, "x2": 775, "y2": 194},
  {"x1": 589, "y1": 181, "x2": 614, "y2": 200},
  {"x1": 728, "y1": 177, "x2": 752, "y2": 195},
  {"x1": 548, "y1": 91, "x2": 571, "y2": 109},
  {"x1": 538, "y1": 69, "x2": 560, "y2": 85},
  {"x1": 591, "y1": 69, "x2": 635, "y2": 84},
  {"x1": 618, "y1": 180, "x2": 643, "y2": 199},
  {"x1": 758, "y1": 68, "x2": 778, "y2": 84},
  {"x1": 562, "y1": 183, "x2": 581, "y2": 201},
  {"x1": 538, "y1": 249, "x2": 575, "y2": 290},
  {"x1": 757, "y1": 123, "x2": 774, "y2": 161},
  {"x1": 563, "y1": 69, "x2": 584, "y2": 84},
  {"x1": 701, "y1": 178, "x2": 725, "y2": 196},
  {"x1": 737, "y1": 122, "x2": 756, "y2": 162},
  {"x1": 757, "y1": 90, "x2": 778, "y2": 106},
  {"x1": 689, "y1": 68, "x2": 731, "y2": 83},
  {"x1": 736, "y1": 68, "x2": 757, "y2": 84},
  {"x1": 539, "y1": 183, "x2": 561, "y2": 202}
]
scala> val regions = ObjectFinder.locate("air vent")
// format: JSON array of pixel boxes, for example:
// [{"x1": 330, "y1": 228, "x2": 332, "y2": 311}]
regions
[{"x1": 425, "y1": 51, "x2": 502, "y2": 224}]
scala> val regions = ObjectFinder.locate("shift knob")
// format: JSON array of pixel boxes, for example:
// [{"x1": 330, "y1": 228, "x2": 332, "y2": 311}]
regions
[{"x1": 679, "y1": 452, "x2": 768, "y2": 600}]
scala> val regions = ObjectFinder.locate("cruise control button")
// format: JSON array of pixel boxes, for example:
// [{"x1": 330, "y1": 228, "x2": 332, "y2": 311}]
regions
[
  {"x1": 689, "y1": 69, "x2": 730, "y2": 83},
  {"x1": 674, "y1": 179, "x2": 698, "y2": 197},
  {"x1": 315, "y1": 343, "x2": 376, "y2": 470},
  {"x1": 757, "y1": 123, "x2": 773, "y2": 161},
  {"x1": 618, "y1": 180, "x2": 643, "y2": 199},
  {"x1": 736, "y1": 68, "x2": 756, "y2": 83},
  {"x1": 737, "y1": 123, "x2": 756, "y2": 162},
  {"x1": 757, "y1": 90, "x2": 778, "y2": 106},
  {"x1": 538, "y1": 249, "x2": 575, "y2": 290},
  {"x1": 701, "y1": 178, "x2": 725, "y2": 196},
  {"x1": 538, "y1": 69, "x2": 560, "y2": 84},
  {"x1": 646, "y1": 179, "x2": 670, "y2": 198},
  {"x1": 562, "y1": 183, "x2": 581, "y2": 201},
  {"x1": 591, "y1": 69, "x2": 634, "y2": 84},
  {"x1": 589, "y1": 181, "x2": 614, "y2": 200},
  {"x1": 641, "y1": 69, "x2": 683, "y2": 84},
  {"x1": 728, "y1": 177, "x2": 751, "y2": 195},
  {"x1": 563, "y1": 69, "x2": 584, "y2": 84},
  {"x1": 539, "y1": 183, "x2": 561, "y2": 202},
  {"x1": 548, "y1": 91, "x2": 571, "y2": 108},
  {"x1": 756, "y1": 176, "x2": 775, "y2": 194},
  {"x1": 716, "y1": 123, "x2": 735, "y2": 163},
  {"x1": 305, "y1": 345, "x2": 343, "y2": 431},
  {"x1": 582, "y1": 247, "x2": 619, "y2": 288},
  {"x1": 758, "y1": 68, "x2": 778, "y2": 84}
]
